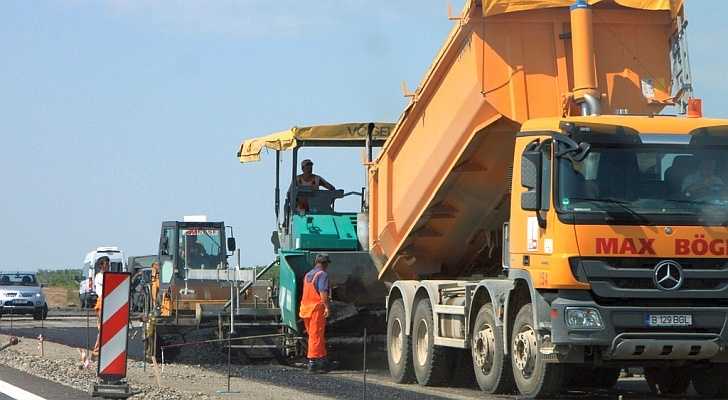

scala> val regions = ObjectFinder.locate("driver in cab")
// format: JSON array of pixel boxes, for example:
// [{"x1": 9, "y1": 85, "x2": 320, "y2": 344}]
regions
[
  {"x1": 295, "y1": 159, "x2": 335, "y2": 213},
  {"x1": 682, "y1": 158, "x2": 725, "y2": 200}
]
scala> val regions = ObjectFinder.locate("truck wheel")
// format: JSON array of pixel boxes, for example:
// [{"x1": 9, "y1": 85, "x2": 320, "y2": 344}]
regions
[
  {"x1": 644, "y1": 367, "x2": 691, "y2": 395},
  {"x1": 691, "y1": 364, "x2": 728, "y2": 398},
  {"x1": 471, "y1": 303, "x2": 514, "y2": 394},
  {"x1": 511, "y1": 303, "x2": 564, "y2": 398},
  {"x1": 387, "y1": 298, "x2": 415, "y2": 383},
  {"x1": 411, "y1": 298, "x2": 451, "y2": 386}
]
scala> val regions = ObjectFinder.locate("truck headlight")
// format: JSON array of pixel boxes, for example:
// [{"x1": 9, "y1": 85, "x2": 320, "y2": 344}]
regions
[
  {"x1": 35, "y1": 293, "x2": 41, "y2": 297},
  {"x1": 566, "y1": 307, "x2": 604, "y2": 330}
]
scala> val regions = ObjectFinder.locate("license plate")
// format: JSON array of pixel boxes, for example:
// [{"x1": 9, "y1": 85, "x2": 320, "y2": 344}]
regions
[
  {"x1": 646, "y1": 314, "x2": 692, "y2": 327},
  {"x1": 12, "y1": 299, "x2": 26, "y2": 305}
]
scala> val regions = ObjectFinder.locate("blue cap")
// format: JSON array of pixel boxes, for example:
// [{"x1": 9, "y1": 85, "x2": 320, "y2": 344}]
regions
[{"x1": 571, "y1": 0, "x2": 589, "y2": 10}]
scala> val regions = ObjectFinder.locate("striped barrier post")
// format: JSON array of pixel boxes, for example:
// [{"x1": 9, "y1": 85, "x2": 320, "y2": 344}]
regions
[{"x1": 91, "y1": 271, "x2": 134, "y2": 398}]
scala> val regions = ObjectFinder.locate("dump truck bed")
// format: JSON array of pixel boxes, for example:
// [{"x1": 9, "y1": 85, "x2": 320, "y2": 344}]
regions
[{"x1": 369, "y1": 0, "x2": 681, "y2": 280}]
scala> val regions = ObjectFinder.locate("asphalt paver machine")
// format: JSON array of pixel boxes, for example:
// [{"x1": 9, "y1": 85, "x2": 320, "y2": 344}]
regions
[{"x1": 237, "y1": 123, "x2": 394, "y2": 351}]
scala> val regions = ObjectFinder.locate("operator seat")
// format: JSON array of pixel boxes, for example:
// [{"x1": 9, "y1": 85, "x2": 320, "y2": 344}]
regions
[{"x1": 665, "y1": 156, "x2": 696, "y2": 196}]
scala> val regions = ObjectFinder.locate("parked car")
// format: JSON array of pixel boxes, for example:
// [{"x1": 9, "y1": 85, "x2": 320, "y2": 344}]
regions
[{"x1": 0, "y1": 272, "x2": 48, "y2": 320}]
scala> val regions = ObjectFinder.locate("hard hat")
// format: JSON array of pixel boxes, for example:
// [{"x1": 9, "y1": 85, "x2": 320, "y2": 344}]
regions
[{"x1": 315, "y1": 253, "x2": 331, "y2": 264}]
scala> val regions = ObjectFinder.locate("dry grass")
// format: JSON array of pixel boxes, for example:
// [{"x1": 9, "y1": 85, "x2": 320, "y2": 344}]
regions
[{"x1": 44, "y1": 287, "x2": 78, "y2": 308}]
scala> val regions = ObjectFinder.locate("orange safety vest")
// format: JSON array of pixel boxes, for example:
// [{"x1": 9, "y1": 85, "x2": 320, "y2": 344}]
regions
[{"x1": 299, "y1": 270, "x2": 326, "y2": 318}]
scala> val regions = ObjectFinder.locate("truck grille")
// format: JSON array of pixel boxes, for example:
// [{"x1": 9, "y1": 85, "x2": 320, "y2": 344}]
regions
[
  {"x1": 585, "y1": 258, "x2": 728, "y2": 270},
  {"x1": 571, "y1": 257, "x2": 728, "y2": 299}
]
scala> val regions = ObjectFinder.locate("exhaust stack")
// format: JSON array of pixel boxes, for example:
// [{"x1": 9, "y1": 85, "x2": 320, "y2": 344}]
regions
[{"x1": 570, "y1": 0, "x2": 601, "y2": 116}]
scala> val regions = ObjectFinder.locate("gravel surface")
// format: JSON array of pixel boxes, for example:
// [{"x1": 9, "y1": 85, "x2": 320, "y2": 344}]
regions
[
  {"x1": 0, "y1": 331, "x2": 484, "y2": 400},
  {"x1": 0, "y1": 341, "x2": 193, "y2": 400},
  {"x1": 0, "y1": 320, "x2": 679, "y2": 400}
]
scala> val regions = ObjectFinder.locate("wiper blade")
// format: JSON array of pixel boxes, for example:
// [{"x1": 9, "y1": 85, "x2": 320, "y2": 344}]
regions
[
  {"x1": 567, "y1": 197, "x2": 631, "y2": 205},
  {"x1": 662, "y1": 198, "x2": 727, "y2": 206},
  {"x1": 566, "y1": 197, "x2": 647, "y2": 222}
]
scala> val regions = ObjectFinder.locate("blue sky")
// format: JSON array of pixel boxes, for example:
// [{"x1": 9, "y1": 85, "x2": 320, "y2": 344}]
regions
[{"x1": 1, "y1": 1, "x2": 726, "y2": 270}]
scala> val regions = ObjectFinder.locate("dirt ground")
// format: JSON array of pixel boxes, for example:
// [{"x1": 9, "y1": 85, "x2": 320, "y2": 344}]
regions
[{"x1": 44, "y1": 287, "x2": 76, "y2": 308}]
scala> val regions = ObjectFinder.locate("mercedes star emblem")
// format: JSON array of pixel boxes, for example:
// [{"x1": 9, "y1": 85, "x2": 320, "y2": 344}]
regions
[{"x1": 653, "y1": 260, "x2": 684, "y2": 291}]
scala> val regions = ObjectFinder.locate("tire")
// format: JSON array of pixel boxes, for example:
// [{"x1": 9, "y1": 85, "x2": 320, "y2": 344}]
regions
[
  {"x1": 691, "y1": 364, "x2": 728, "y2": 398},
  {"x1": 510, "y1": 304, "x2": 565, "y2": 398},
  {"x1": 644, "y1": 367, "x2": 691, "y2": 396},
  {"x1": 568, "y1": 366, "x2": 620, "y2": 390},
  {"x1": 471, "y1": 303, "x2": 514, "y2": 394},
  {"x1": 33, "y1": 306, "x2": 47, "y2": 321},
  {"x1": 411, "y1": 298, "x2": 451, "y2": 386},
  {"x1": 387, "y1": 298, "x2": 415, "y2": 383}
]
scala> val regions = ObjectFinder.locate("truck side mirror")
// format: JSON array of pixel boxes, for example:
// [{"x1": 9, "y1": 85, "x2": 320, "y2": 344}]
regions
[
  {"x1": 521, "y1": 150, "x2": 542, "y2": 211},
  {"x1": 227, "y1": 237, "x2": 237, "y2": 252}
]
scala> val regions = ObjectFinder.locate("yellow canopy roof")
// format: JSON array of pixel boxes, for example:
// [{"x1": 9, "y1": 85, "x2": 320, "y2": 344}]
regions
[
  {"x1": 482, "y1": 0, "x2": 683, "y2": 17},
  {"x1": 237, "y1": 122, "x2": 395, "y2": 163}
]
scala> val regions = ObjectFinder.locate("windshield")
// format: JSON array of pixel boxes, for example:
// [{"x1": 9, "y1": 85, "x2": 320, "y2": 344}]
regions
[
  {"x1": 178, "y1": 228, "x2": 224, "y2": 269},
  {"x1": 557, "y1": 134, "x2": 728, "y2": 225},
  {"x1": 0, "y1": 274, "x2": 38, "y2": 286}
]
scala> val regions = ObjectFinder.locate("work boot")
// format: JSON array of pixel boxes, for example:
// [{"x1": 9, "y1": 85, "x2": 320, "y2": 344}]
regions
[
  {"x1": 317, "y1": 358, "x2": 339, "y2": 373},
  {"x1": 306, "y1": 359, "x2": 321, "y2": 374}
]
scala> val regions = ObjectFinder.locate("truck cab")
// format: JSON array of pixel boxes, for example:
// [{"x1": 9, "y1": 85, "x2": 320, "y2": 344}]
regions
[{"x1": 509, "y1": 115, "x2": 728, "y2": 391}]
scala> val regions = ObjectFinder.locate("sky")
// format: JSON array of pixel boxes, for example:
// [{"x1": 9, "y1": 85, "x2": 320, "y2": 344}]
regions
[{"x1": 1, "y1": 1, "x2": 727, "y2": 271}]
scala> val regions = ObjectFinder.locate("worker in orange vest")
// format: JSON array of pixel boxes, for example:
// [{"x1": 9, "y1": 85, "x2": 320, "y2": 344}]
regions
[{"x1": 299, "y1": 253, "x2": 336, "y2": 373}]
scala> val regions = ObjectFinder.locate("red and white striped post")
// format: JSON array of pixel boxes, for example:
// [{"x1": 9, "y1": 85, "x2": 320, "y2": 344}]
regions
[{"x1": 92, "y1": 271, "x2": 133, "y2": 398}]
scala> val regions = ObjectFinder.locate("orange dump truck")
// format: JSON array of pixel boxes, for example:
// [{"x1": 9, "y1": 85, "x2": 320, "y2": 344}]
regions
[{"x1": 371, "y1": 0, "x2": 728, "y2": 397}]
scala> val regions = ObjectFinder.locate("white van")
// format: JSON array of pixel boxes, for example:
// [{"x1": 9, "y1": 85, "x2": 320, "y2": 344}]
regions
[{"x1": 83, "y1": 246, "x2": 126, "y2": 280}]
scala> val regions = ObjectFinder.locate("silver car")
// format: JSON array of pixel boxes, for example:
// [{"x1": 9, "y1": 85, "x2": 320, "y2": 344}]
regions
[{"x1": 0, "y1": 273, "x2": 48, "y2": 320}]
